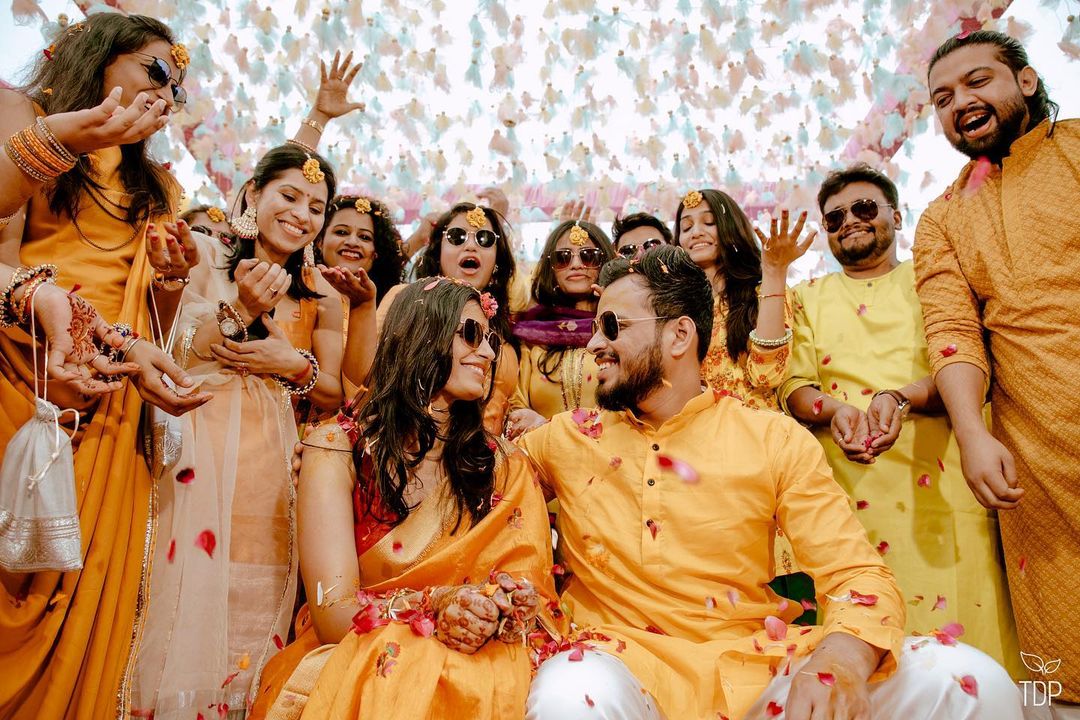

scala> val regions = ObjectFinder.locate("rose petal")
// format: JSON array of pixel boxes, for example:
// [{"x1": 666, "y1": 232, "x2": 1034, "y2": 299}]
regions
[
  {"x1": 822, "y1": 355, "x2": 831, "y2": 365},
  {"x1": 876, "y1": 540, "x2": 890, "y2": 555},
  {"x1": 568, "y1": 647, "x2": 585, "y2": 661},
  {"x1": 933, "y1": 594, "x2": 947, "y2": 612},
  {"x1": 800, "y1": 599, "x2": 816, "y2": 611},
  {"x1": 917, "y1": 474, "x2": 931, "y2": 488},
  {"x1": 175, "y1": 468, "x2": 195, "y2": 484},
  {"x1": 195, "y1": 530, "x2": 216, "y2": 559},
  {"x1": 856, "y1": 499, "x2": 869, "y2": 510},
  {"x1": 392, "y1": 541, "x2": 403, "y2": 554},
  {"x1": 410, "y1": 614, "x2": 435, "y2": 637},
  {"x1": 941, "y1": 344, "x2": 958, "y2": 357},
  {"x1": 657, "y1": 454, "x2": 699, "y2": 484},
  {"x1": 958, "y1": 674, "x2": 978, "y2": 697},
  {"x1": 817, "y1": 671, "x2": 836, "y2": 686},
  {"x1": 812, "y1": 397, "x2": 824, "y2": 415},
  {"x1": 273, "y1": 633, "x2": 284, "y2": 649},
  {"x1": 764, "y1": 615, "x2": 788, "y2": 641},
  {"x1": 167, "y1": 539, "x2": 176, "y2": 563},
  {"x1": 850, "y1": 590, "x2": 878, "y2": 606},
  {"x1": 727, "y1": 589, "x2": 739, "y2": 609},
  {"x1": 423, "y1": 279, "x2": 441, "y2": 291},
  {"x1": 585, "y1": 694, "x2": 595, "y2": 707},
  {"x1": 766, "y1": 700, "x2": 784, "y2": 716},
  {"x1": 221, "y1": 671, "x2": 239, "y2": 688}
]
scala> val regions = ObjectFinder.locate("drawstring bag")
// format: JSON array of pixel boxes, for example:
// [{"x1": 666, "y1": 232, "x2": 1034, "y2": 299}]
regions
[{"x1": 0, "y1": 297, "x2": 82, "y2": 572}]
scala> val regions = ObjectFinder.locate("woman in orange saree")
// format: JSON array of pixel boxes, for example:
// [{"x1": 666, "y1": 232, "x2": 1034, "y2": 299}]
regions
[
  {"x1": 252, "y1": 278, "x2": 555, "y2": 720},
  {"x1": 0, "y1": 15, "x2": 210, "y2": 720}
]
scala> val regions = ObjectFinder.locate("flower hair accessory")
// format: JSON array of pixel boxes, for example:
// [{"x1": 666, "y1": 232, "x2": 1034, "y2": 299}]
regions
[
  {"x1": 302, "y1": 157, "x2": 326, "y2": 184},
  {"x1": 170, "y1": 43, "x2": 190, "y2": 70},
  {"x1": 206, "y1": 206, "x2": 226, "y2": 223},
  {"x1": 465, "y1": 206, "x2": 487, "y2": 228},
  {"x1": 682, "y1": 190, "x2": 703, "y2": 209},
  {"x1": 354, "y1": 197, "x2": 372, "y2": 214},
  {"x1": 479, "y1": 292, "x2": 498, "y2": 319},
  {"x1": 568, "y1": 224, "x2": 589, "y2": 246}
]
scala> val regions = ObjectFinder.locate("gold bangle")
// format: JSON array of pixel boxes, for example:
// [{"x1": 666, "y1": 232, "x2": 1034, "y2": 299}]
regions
[
  {"x1": 286, "y1": 138, "x2": 316, "y2": 153},
  {"x1": 756, "y1": 292, "x2": 786, "y2": 300},
  {"x1": 20, "y1": 126, "x2": 71, "y2": 175},
  {"x1": 302, "y1": 118, "x2": 325, "y2": 133},
  {"x1": 35, "y1": 117, "x2": 79, "y2": 165},
  {"x1": 4, "y1": 136, "x2": 51, "y2": 182}
]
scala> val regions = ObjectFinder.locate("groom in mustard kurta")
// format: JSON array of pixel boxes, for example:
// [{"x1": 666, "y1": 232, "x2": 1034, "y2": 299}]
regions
[{"x1": 520, "y1": 245, "x2": 1019, "y2": 720}]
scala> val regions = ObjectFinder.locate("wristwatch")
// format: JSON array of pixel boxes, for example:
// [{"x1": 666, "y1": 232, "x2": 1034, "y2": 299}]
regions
[
  {"x1": 873, "y1": 389, "x2": 911, "y2": 417},
  {"x1": 216, "y1": 301, "x2": 248, "y2": 342}
]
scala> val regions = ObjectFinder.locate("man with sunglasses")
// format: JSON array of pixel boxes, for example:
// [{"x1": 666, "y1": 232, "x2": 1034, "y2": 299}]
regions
[
  {"x1": 610, "y1": 211, "x2": 673, "y2": 259},
  {"x1": 778, "y1": 165, "x2": 1019, "y2": 675},
  {"x1": 521, "y1": 245, "x2": 1016, "y2": 720},
  {"x1": 914, "y1": 31, "x2": 1080, "y2": 709}
]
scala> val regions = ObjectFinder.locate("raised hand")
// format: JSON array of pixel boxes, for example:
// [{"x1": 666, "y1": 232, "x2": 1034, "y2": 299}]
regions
[
  {"x1": 318, "y1": 264, "x2": 376, "y2": 307},
  {"x1": 755, "y1": 209, "x2": 816, "y2": 271},
  {"x1": 557, "y1": 199, "x2": 593, "y2": 224},
  {"x1": 125, "y1": 339, "x2": 212, "y2": 416},
  {"x1": 147, "y1": 219, "x2": 201, "y2": 280},
  {"x1": 476, "y1": 187, "x2": 510, "y2": 218},
  {"x1": 45, "y1": 87, "x2": 169, "y2": 156},
  {"x1": 235, "y1": 259, "x2": 291, "y2": 323},
  {"x1": 314, "y1": 51, "x2": 365, "y2": 120}
]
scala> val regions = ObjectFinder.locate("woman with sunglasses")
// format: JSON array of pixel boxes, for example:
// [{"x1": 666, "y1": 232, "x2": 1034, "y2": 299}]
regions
[
  {"x1": 611, "y1": 212, "x2": 673, "y2": 260},
  {"x1": 250, "y1": 277, "x2": 555, "y2": 719},
  {"x1": 181, "y1": 204, "x2": 233, "y2": 241},
  {"x1": 675, "y1": 189, "x2": 813, "y2": 411},
  {"x1": 506, "y1": 220, "x2": 615, "y2": 438},
  {"x1": 375, "y1": 202, "x2": 520, "y2": 435},
  {"x1": 128, "y1": 145, "x2": 347, "y2": 717},
  {"x1": 0, "y1": 14, "x2": 216, "y2": 717}
]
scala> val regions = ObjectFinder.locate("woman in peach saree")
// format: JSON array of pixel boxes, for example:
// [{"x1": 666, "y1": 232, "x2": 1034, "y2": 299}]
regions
[{"x1": 252, "y1": 278, "x2": 555, "y2": 719}]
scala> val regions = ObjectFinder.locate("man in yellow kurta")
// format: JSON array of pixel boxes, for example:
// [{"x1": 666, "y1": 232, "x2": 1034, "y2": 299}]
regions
[
  {"x1": 519, "y1": 246, "x2": 1019, "y2": 720},
  {"x1": 915, "y1": 31, "x2": 1080, "y2": 709},
  {"x1": 778, "y1": 165, "x2": 1019, "y2": 677}
]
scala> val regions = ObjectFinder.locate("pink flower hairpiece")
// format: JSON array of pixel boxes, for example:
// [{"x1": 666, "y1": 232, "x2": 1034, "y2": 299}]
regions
[{"x1": 479, "y1": 292, "x2": 498, "y2": 319}]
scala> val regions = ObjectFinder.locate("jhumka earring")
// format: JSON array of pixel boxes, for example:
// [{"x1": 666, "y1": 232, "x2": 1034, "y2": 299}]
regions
[{"x1": 230, "y1": 207, "x2": 258, "y2": 240}]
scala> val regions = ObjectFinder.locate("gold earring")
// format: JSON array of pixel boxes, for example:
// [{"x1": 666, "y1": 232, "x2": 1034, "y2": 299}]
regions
[
  {"x1": 303, "y1": 243, "x2": 316, "y2": 268},
  {"x1": 230, "y1": 206, "x2": 258, "y2": 240}
]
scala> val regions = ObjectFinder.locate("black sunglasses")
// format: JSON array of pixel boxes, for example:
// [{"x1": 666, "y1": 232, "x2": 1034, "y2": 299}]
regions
[
  {"x1": 188, "y1": 224, "x2": 215, "y2": 237},
  {"x1": 616, "y1": 238, "x2": 663, "y2": 258},
  {"x1": 133, "y1": 53, "x2": 187, "y2": 106},
  {"x1": 822, "y1": 199, "x2": 892, "y2": 234},
  {"x1": 444, "y1": 227, "x2": 498, "y2": 248},
  {"x1": 591, "y1": 310, "x2": 676, "y2": 342},
  {"x1": 551, "y1": 247, "x2": 604, "y2": 269},
  {"x1": 457, "y1": 317, "x2": 502, "y2": 357}
]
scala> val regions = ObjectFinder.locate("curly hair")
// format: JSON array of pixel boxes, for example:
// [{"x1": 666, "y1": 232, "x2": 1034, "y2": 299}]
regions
[{"x1": 320, "y1": 195, "x2": 405, "y2": 303}]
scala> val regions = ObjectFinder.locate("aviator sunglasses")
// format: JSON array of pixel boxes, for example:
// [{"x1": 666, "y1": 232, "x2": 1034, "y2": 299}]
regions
[
  {"x1": 591, "y1": 310, "x2": 676, "y2": 342},
  {"x1": 616, "y1": 238, "x2": 663, "y2": 258},
  {"x1": 551, "y1": 247, "x2": 604, "y2": 270},
  {"x1": 457, "y1": 317, "x2": 502, "y2": 357},
  {"x1": 822, "y1": 198, "x2": 892, "y2": 234},
  {"x1": 132, "y1": 52, "x2": 188, "y2": 105},
  {"x1": 444, "y1": 227, "x2": 499, "y2": 248}
]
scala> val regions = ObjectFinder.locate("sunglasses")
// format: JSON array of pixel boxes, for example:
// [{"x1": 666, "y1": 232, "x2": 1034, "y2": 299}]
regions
[
  {"x1": 457, "y1": 317, "x2": 502, "y2": 357},
  {"x1": 591, "y1": 310, "x2": 676, "y2": 342},
  {"x1": 822, "y1": 199, "x2": 892, "y2": 234},
  {"x1": 188, "y1": 224, "x2": 214, "y2": 237},
  {"x1": 616, "y1": 238, "x2": 663, "y2": 258},
  {"x1": 551, "y1": 247, "x2": 604, "y2": 270},
  {"x1": 133, "y1": 53, "x2": 187, "y2": 106},
  {"x1": 444, "y1": 227, "x2": 499, "y2": 248}
]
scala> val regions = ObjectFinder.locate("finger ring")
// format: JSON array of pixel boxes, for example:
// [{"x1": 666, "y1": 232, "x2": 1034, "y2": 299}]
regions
[{"x1": 271, "y1": 288, "x2": 279, "y2": 297}]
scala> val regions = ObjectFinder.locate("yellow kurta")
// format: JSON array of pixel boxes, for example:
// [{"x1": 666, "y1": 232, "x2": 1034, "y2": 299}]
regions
[
  {"x1": 510, "y1": 344, "x2": 600, "y2": 419},
  {"x1": 914, "y1": 118, "x2": 1080, "y2": 701},
  {"x1": 519, "y1": 391, "x2": 904, "y2": 720},
  {"x1": 700, "y1": 292, "x2": 793, "y2": 411},
  {"x1": 778, "y1": 261, "x2": 1020, "y2": 677}
]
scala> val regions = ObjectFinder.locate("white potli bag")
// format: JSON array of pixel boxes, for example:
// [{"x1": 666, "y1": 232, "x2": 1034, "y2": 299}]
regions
[{"x1": 0, "y1": 293, "x2": 82, "y2": 572}]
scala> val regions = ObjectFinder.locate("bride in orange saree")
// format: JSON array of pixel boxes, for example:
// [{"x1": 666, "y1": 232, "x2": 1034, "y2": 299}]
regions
[{"x1": 252, "y1": 277, "x2": 556, "y2": 720}]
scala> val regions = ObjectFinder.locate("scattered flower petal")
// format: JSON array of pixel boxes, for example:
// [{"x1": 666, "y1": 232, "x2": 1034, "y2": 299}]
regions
[
  {"x1": 764, "y1": 615, "x2": 788, "y2": 641},
  {"x1": 766, "y1": 700, "x2": 784, "y2": 716},
  {"x1": 941, "y1": 344, "x2": 958, "y2": 357},
  {"x1": 917, "y1": 474, "x2": 931, "y2": 488},
  {"x1": 196, "y1": 530, "x2": 216, "y2": 559},
  {"x1": 876, "y1": 540, "x2": 890, "y2": 555},
  {"x1": 933, "y1": 594, "x2": 947, "y2": 612},
  {"x1": 167, "y1": 539, "x2": 176, "y2": 563},
  {"x1": 958, "y1": 674, "x2": 978, "y2": 697},
  {"x1": 855, "y1": 499, "x2": 869, "y2": 510},
  {"x1": 175, "y1": 468, "x2": 195, "y2": 484},
  {"x1": 657, "y1": 454, "x2": 699, "y2": 483},
  {"x1": 817, "y1": 672, "x2": 836, "y2": 686}
]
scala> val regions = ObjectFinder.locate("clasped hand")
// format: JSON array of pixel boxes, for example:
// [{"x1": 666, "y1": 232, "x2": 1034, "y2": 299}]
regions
[{"x1": 432, "y1": 573, "x2": 540, "y2": 654}]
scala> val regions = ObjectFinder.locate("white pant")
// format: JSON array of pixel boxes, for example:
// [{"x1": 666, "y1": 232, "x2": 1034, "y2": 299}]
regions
[{"x1": 527, "y1": 638, "x2": 1023, "y2": 720}]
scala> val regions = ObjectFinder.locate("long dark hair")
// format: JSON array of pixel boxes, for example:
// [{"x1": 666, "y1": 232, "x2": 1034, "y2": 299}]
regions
[
  {"x1": 929, "y1": 30, "x2": 1058, "y2": 134},
  {"x1": 225, "y1": 145, "x2": 336, "y2": 301},
  {"x1": 416, "y1": 202, "x2": 517, "y2": 351},
  {"x1": 319, "y1": 195, "x2": 405, "y2": 303},
  {"x1": 354, "y1": 278, "x2": 499, "y2": 531},
  {"x1": 674, "y1": 189, "x2": 762, "y2": 361},
  {"x1": 19, "y1": 13, "x2": 178, "y2": 224}
]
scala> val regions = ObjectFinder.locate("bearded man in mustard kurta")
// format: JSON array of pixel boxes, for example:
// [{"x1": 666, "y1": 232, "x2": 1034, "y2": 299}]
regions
[
  {"x1": 778, "y1": 164, "x2": 1019, "y2": 677},
  {"x1": 520, "y1": 246, "x2": 1019, "y2": 720},
  {"x1": 915, "y1": 31, "x2": 1080, "y2": 706}
]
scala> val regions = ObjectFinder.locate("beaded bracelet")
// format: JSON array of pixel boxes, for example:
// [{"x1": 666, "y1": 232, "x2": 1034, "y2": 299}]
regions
[
  {"x1": 286, "y1": 138, "x2": 316, "y2": 153},
  {"x1": 748, "y1": 327, "x2": 793, "y2": 349},
  {"x1": 11, "y1": 274, "x2": 55, "y2": 326},
  {"x1": 273, "y1": 348, "x2": 319, "y2": 397},
  {"x1": 302, "y1": 118, "x2": 325, "y2": 133},
  {"x1": 35, "y1": 117, "x2": 79, "y2": 166},
  {"x1": 0, "y1": 264, "x2": 58, "y2": 327}
]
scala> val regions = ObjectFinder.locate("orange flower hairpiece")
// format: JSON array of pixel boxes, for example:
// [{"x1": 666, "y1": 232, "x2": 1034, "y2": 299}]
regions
[
  {"x1": 171, "y1": 43, "x2": 190, "y2": 70},
  {"x1": 682, "y1": 190, "x2": 703, "y2": 209},
  {"x1": 206, "y1": 206, "x2": 226, "y2": 223},
  {"x1": 302, "y1": 157, "x2": 325, "y2": 185},
  {"x1": 479, "y1": 292, "x2": 498, "y2": 319},
  {"x1": 355, "y1": 197, "x2": 372, "y2": 214},
  {"x1": 568, "y1": 224, "x2": 589, "y2": 246},
  {"x1": 465, "y1": 206, "x2": 487, "y2": 228}
]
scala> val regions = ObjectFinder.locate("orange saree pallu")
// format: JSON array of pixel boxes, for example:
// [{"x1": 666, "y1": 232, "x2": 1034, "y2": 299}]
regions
[
  {"x1": 0, "y1": 146, "x2": 168, "y2": 719},
  {"x1": 251, "y1": 438, "x2": 556, "y2": 720}
]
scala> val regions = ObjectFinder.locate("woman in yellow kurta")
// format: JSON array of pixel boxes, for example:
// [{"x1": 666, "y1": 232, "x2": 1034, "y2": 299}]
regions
[
  {"x1": 129, "y1": 145, "x2": 346, "y2": 718},
  {"x1": 674, "y1": 189, "x2": 810, "y2": 411},
  {"x1": 779, "y1": 260, "x2": 1020, "y2": 677},
  {"x1": 505, "y1": 220, "x2": 614, "y2": 437},
  {"x1": 0, "y1": 16, "x2": 213, "y2": 719},
  {"x1": 251, "y1": 278, "x2": 555, "y2": 719},
  {"x1": 376, "y1": 203, "x2": 520, "y2": 435}
]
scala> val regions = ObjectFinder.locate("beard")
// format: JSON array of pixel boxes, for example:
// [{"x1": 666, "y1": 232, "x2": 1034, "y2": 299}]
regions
[
  {"x1": 830, "y1": 226, "x2": 894, "y2": 266},
  {"x1": 595, "y1": 341, "x2": 666, "y2": 412},
  {"x1": 952, "y1": 93, "x2": 1028, "y2": 162}
]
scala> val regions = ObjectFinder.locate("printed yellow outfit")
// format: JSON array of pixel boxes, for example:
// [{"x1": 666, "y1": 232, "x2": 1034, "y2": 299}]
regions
[
  {"x1": 511, "y1": 344, "x2": 600, "y2": 418},
  {"x1": 914, "y1": 119, "x2": 1080, "y2": 701},
  {"x1": 519, "y1": 392, "x2": 905, "y2": 719},
  {"x1": 779, "y1": 261, "x2": 1020, "y2": 677}
]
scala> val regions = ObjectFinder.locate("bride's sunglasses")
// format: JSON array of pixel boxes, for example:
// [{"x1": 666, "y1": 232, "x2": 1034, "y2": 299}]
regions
[
  {"x1": 822, "y1": 199, "x2": 892, "y2": 234},
  {"x1": 551, "y1": 247, "x2": 604, "y2": 269},
  {"x1": 457, "y1": 318, "x2": 502, "y2": 357},
  {"x1": 132, "y1": 52, "x2": 187, "y2": 106}
]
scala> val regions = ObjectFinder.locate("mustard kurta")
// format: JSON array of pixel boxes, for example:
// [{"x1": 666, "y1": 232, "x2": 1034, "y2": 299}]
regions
[
  {"x1": 778, "y1": 261, "x2": 1020, "y2": 676},
  {"x1": 914, "y1": 118, "x2": 1080, "y2": 701},
  {"x1": 519, "y1": 391, "x2": 904, "y2": 719},
  {"x1": 510, "y1": 344, "x2": 600, "y2": 418}
]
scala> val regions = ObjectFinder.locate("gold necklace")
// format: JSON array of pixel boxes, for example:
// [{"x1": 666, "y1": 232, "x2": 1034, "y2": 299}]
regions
[
  {"x1": 72, "y1": 210, "x2": 143, "y2": 252},
  {"x1": 560, "y1": 347, "x2": 586, "y2": 412}
]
